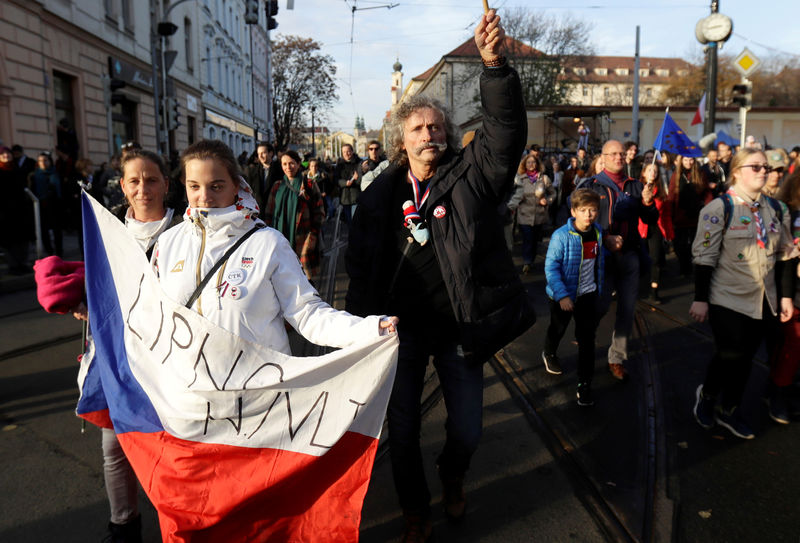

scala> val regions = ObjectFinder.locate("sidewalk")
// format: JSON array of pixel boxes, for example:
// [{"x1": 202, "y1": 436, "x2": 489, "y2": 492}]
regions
[{"x1": 0, "y1": 231, "x2": 83, "y2": 295}]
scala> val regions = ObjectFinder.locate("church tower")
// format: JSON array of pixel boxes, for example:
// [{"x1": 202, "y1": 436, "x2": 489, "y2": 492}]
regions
[{"x1": 391, "y1": 58, "x2": 403, "y2": 105}]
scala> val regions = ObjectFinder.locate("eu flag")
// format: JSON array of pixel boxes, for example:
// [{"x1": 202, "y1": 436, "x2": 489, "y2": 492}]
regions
[{"x1": 652, "y1": 111, "x2": 703, "y2": 158}]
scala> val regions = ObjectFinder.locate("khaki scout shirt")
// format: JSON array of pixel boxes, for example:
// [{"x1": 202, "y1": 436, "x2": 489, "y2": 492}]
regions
[{"x1": 692, "y1": 188, "x2": 792, "y2": 319}]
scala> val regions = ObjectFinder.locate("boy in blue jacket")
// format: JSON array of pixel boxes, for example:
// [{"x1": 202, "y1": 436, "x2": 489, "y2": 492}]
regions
[{"x1": 543, "y1": 189, "x2": 604, "y2": 406}]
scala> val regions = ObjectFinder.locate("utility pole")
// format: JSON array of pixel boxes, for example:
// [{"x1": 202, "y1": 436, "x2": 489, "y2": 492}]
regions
[
  {"x1": 704, "y1": 1, "x2": 719, "y2": 136},
  {"x1": 311, "y1": 106, "x2": 316, "y2": 157},
  {"x1": 632, "y1": 26, "x2": 640, "y2": 145},
  {"x1": 150, "y1": 0, "x2": 164, "y2": 155}
]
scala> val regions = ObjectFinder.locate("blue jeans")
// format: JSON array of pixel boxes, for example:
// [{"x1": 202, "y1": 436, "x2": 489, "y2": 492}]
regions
[
  {"x1": 520, "y1": 224, "x2": 544, "y2": 265},
  {"x1": 598, "y1": 249, "x2": 640, "y2": 365},
  {"x1": 387, "y1": 329, "x2": 484, "y2": 517}
]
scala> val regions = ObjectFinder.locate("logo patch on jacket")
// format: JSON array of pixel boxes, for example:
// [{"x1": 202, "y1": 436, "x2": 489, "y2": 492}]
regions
[
  {"x1": 170, "y1": 260, "x2": 185, "y2": 273},
  {"x1": 433, "y1": 205, "x2": 447, "y2": 219},
  {"x1": 241, "y1": 257, "x2": 254, "y2": 269}
]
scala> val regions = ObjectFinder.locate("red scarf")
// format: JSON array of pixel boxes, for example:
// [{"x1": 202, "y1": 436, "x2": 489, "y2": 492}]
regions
[{"x1": 603, "y1": 168, "x2": 626, "y2": 191}]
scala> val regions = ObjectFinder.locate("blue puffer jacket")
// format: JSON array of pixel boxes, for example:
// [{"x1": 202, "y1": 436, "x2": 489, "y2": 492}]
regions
[{"x1": 545, "y1": 217, "x2": 605, "y2": 302}]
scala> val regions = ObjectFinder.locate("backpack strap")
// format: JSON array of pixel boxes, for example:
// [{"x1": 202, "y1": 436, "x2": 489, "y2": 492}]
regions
[
  {"x1": 721, "y1": 193, "x2": 783, "y2": 230},
  {"x1": 720, "y1": 193, "x2": 734, "y2": 230},
  {"x1": 762, "y1": 194, "x2": 784, "y2": 223},
  {"x1": 185, "y1": 224, "x2": 263, "y2": 309}
]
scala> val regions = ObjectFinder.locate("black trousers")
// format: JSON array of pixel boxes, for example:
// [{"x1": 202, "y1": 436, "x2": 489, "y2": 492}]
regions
[
  {"x1": 646, "y1": 228, "x2": 665, "y2": 285},
  {"x1": 673, "y1": 226, "x2": 695, "y2": 276},
  {"x1": 544, "y1": 291, "x2": 598, "y2": 384},
  {"x1": 704, "y1": 301, "x2": 779, "y2": 410}
]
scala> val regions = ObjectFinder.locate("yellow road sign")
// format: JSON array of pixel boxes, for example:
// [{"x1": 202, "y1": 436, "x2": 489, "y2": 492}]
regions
[{"x1": 733, "y1": 48, "x2": 761, "y2": 77}]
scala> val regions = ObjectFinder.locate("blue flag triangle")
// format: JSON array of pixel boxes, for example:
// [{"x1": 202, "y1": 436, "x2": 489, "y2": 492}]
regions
[{"x1": 652, "y1": 112, "x2": 703, "y2": 158}]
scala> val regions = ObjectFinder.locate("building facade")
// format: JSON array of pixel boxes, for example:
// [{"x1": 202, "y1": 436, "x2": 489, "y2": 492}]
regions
[
  {"x1": 0, "y1": 0, "x2": 269, "y2": 166},
  {"x1": 197, "y1": 0, "x2": 269, "y2": 157}
]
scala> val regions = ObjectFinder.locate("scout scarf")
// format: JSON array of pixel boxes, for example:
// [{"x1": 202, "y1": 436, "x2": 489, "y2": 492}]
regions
[{"x1": 728, "y1": 188, "x2": 767, "y2": 249}]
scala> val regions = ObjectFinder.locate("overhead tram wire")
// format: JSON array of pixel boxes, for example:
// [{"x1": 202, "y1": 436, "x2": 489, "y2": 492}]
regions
[{"x1": 342, "y1": 0, "x2": 399, "y2": 120}]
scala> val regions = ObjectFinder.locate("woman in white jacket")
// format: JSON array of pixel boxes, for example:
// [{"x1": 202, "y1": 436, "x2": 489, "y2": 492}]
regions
[
  {"x1": 73, "y1": 148, "x2": 180, "y2": 542},
  {"x1": 153, "y1": 139, "x2": 397, "y2": 355},
  {"x1": 508, "y1": 153, "x2": 556, "y2": 274}
]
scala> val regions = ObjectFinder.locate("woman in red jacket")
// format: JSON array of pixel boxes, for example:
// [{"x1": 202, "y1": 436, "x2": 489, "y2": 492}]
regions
[{"x1": 639, "y1": 162, "x2": 673, "y2": 303}]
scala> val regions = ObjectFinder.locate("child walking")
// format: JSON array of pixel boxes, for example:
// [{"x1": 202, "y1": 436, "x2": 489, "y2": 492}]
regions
[{"x1": 543, "y1": 189, "x2": 604, "y2": 406}]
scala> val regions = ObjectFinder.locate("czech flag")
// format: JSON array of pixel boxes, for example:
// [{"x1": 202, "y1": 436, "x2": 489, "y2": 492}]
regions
[{"x1": 77, "y1": 193, "x2": 398, "y2": 542}]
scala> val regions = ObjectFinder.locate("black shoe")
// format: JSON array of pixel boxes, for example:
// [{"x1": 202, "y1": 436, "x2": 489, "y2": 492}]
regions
[
  {"x1": 763, "y1": 384, "x2": 791, "y2": 425},
  {"x1": 103, "y1": 515, "x2": 142, "y2": 543},
  {"x1": 693, "y1": 385, "x2": 716, "y2": 429},
  {"x1": 400, "y1": 512, "x2": 433, "y2": 543},
  {"x1": 715, "y1": 406, "x2": 755, "y2": 440},
  {"x1": 541, "y1": 351, "x2": 563, "y2": 375},
  {"x1": 437, "y1": 464, "x2": 466, "y2": 523},
  {"x1": 577, "y1": 383, "x2": 594, "y2": 407}
]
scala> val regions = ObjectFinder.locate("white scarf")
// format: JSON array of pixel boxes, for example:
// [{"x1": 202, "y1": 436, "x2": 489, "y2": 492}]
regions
[{"x1": 125, "y1": 207, "x2": 175, "y2": 252}]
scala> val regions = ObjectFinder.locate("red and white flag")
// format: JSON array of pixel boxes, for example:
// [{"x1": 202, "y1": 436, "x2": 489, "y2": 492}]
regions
[
  {"x1": 691, "y1": 93, "x2": 707, "y2": 126},
  {"x1": 77, "y1": 193, "x2": 398, "y2": 542}
]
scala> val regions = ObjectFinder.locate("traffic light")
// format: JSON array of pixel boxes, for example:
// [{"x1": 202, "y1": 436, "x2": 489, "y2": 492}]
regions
[
  {"x1": 266, "y1": 0, "x2": 278, "y2": 30},
  {"x1": 166, "y1": 98, "x2": 181, "y2": 131},
  {"x1": 731, "y1": 82, "x2": 752, "y2": 110},
  {"x1": 244, "y1": 0, "x2": 259, "y2": 24},
  {"x1": 110, "y1": 78, "x2": 127, "y2": 106}
]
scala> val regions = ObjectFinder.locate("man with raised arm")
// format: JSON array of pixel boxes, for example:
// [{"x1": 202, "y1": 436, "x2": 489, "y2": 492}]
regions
[{"x1": 345, "y1": 10, "x2": 533, "y2": 542}]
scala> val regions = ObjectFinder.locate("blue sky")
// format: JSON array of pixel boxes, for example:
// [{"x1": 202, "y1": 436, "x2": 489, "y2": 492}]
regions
[{"x1": 273, "y1": 0, "x2": 800, "y2": 133}]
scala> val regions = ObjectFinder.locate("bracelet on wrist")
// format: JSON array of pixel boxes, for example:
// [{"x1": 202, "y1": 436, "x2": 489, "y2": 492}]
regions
[{"x1": 482, "y1": 55, "x2": 506, "y2": 68}]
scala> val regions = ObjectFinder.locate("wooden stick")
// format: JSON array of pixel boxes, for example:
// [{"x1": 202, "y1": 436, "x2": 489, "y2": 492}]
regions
[{"x1": 482, "y1": 0, "x2": 489, "y2": 13}]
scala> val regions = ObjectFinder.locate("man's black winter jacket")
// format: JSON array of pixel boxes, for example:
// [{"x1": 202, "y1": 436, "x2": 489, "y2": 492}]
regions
[{"x1": 345, "y1": 63, "x2": 534, "y2": 364}]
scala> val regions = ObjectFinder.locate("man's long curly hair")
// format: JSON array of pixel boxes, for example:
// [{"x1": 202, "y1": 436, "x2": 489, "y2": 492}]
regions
[{"x1": 385, "y1": 95, "x2": 461, "y2": 167}]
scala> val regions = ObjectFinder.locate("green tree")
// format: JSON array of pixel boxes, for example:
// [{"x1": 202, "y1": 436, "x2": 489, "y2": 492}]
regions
[{"x1": 271, "y1": 35, "x2": 338, "y2": 151}]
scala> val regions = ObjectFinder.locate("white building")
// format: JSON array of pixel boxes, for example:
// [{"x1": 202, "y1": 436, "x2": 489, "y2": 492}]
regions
[{"x1": 196, "y1": 0, "x2": 269, "y2": 156}]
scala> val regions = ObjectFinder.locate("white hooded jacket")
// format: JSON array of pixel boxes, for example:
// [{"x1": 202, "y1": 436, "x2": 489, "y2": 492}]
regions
[{"x1": 154, "y1": 179, "x2": 380, "y2": 354}]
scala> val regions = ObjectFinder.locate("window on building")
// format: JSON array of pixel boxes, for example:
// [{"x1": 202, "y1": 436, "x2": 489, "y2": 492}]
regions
[
  {"x1": 655, "y1": 69, "x2": 669, "y2": 77},
  {"x1": 53, "y1": 71, "x2": 80, "y2": 156},
  {"x1": 573, "y1": 67, "x2": 586, "y2": 76},
  {"x1": 639, "y1": 69, "x2": 649, "y2": 77},
  {"x1": 206, "y1": 47, "x2": 212, "y2": 87},
  {"x1": 187, "y1": 116, "x2": 196, "y2": 145},
  {"x1": 582, "y1": 86, "x2": 589, "y2": 97},
  {"x1": 121, "y1": 0, "x2": 134, "y2": 32},
  {"x1": 594, "y1": 68, "x2": 607, "y2": 76},
  {"x1": 209, "y1": 126, "x2": 216, "y2": 139},
  {"x1": 104, "y1": 0, "x2": 117, "y2": 21},
  {"x1": 646, "y1": 88, "x2": 653, "y2": 97},
  {"x1": 184, "y1": 18, "x2": 193, "y2": 72},
  {"x1": 224, "y1": 64, "x2": 229, "y2": 97},
  {"x1": 615, "y1": 68, "x2": 629, "y2": 76},
  {"x1": 625, "y1": 87, "x2": 632, "y2": 97},
  {"x1": 603, "y1": 87, "x2": 610, "y2": 97},
  {"x1": 112, "y1": 99, "x2": 137, "y2": 152}
]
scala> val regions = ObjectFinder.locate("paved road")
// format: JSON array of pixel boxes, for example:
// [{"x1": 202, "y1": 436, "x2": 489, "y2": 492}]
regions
[{"x1": 1, "y1": 230, "x2": 798, "y2": 542}]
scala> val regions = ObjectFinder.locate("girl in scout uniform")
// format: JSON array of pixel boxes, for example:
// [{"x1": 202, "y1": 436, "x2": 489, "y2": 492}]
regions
[{"x1": 689, "y1": 148, "x2": 794, "y2": 439}]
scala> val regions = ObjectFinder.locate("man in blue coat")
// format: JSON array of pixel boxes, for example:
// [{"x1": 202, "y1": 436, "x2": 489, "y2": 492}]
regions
[{"x1": 584, "y1": 139, "x2": 658, "y2": 380}]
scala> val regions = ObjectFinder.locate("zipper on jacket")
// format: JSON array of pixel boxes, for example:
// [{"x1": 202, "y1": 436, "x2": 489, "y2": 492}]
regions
[{"x1": 194, "y1": 221, "x2": 207, "y2": 316}]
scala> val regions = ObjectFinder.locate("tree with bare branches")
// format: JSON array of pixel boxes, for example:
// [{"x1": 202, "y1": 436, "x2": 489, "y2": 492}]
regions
[
  {"x1": 502, "y1": 7, "x2": 594, "y2": 105},
  {"x1": 271, "y1": 35, "x2": 338, "y2": 151}
]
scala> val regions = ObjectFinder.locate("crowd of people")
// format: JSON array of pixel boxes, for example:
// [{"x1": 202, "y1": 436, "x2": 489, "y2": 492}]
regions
[{"x1": 6, "y1": 7, "x2": 800, "y2": 543}]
